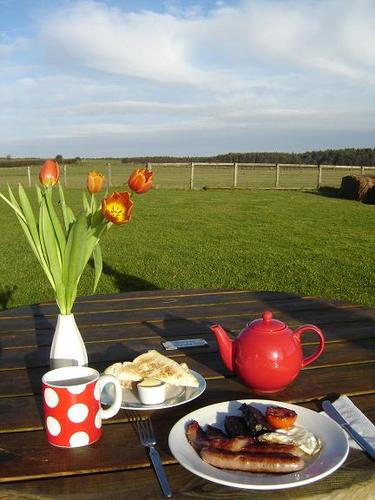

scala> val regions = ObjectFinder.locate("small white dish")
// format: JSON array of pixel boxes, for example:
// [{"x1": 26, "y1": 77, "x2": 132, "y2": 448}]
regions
[
  {"x1": 101, "y1": 369, "x2": 206, "y2": 410},
  {"x1": 137, "y1": 378, "x2": 166, "y2": 405}
]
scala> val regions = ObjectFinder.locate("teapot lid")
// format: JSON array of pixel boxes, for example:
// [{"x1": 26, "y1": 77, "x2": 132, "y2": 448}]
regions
[{"x1": 248, "y1": 311, "x2": 286, "y2": 333}]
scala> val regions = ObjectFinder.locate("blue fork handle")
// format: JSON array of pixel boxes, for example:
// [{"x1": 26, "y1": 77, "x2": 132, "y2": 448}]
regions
[{"x1": 148, "y1": 446, "x2": 172, "y2": 497}]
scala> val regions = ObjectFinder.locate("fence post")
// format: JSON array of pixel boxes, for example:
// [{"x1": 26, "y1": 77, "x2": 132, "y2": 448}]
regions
[
  {"x1": 275, "y1": 163, "x2": 280, "y2": 188},
  {"x1": 190, "y1": 162, "x2": 195, "y2": 190},
  {"x1": 361, "y1": 166, "x2": 364, "y2": 176},
  {"x1": 107, "y1": 162, "x2": 112, "y2": 187},
  {"x1": 147, "y1": 162, "x2": 152, "y2": 171},
  {"x1": 317, "y1": 164, "x2": 322, "y2": 189},
  {"x1": 233, "y1": 162, "x2": 238, "y2": 187},
  {"x1": 63, "y1": 164, "x2": 67, "y2": 187},
  {"x1": 27, "y1": 166, "x2": 31, "y2": 187}
]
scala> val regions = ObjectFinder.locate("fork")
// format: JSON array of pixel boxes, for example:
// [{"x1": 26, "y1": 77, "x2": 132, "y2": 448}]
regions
[{"x1": 128, "y1": 412, "x2": 172, "y2": 498}]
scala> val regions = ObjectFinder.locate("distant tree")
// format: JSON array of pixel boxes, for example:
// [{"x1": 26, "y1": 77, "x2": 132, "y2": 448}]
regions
[
  {"x1": 6, "y1": 154, "x2": 11, "y2": 160},
  {"x1": 55, "y1": 154, "x2": 63, "y2": 163}
]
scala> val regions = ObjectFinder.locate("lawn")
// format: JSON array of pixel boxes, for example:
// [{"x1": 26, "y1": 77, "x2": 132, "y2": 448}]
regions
[{"x1": 0, "y1": 187, "x2": 374, "y2": 311}]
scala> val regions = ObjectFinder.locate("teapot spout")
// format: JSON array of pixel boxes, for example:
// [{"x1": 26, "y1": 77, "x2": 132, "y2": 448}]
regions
[{"x1": 210, "y1": 324, "x2": 235, "y2": 372}]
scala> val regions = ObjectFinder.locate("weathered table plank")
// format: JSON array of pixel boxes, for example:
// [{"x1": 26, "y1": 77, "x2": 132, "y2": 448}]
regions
[{"x1": 0, "y1": 290, "x2": 374, "y2": 499}]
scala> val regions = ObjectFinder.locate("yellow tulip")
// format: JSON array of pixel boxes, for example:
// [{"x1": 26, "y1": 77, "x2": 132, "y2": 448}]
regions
[{"x1": 101, "y1": 192, "x2": 134, "y2": 225}]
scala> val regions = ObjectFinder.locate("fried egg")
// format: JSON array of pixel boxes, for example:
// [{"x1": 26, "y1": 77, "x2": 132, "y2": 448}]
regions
[{"x1": 259, "y1": 426, "x2": 322, "y2": 455}]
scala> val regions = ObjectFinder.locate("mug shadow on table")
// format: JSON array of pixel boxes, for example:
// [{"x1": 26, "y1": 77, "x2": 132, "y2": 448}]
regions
[
  {"x1": 18, "y1": 281, "x2": 375, "y2": 424},
  {"x1": 22, "y1": 267, "x2": 159, "y2": 424}
]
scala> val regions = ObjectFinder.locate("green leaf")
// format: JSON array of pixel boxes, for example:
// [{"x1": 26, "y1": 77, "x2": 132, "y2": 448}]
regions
[
  {"x1": 82, "y1": 192, "x2": 90, "y2": 213},
  {"x1": 58, "y1": 183, "x2": 75, "y2": 232},
  {"x1": 18, "y1": 184, "x2": 42, "y2": 255},
  {"x1": 1, "y1": 186, "x2": 55, "y2": 289},
  {"x1": 14, "y1": 206, "x2": 56, "y2": 290},
  {"x1": 39, "y1": 198, "x2": 62, "y2": 287},
  {"x1": 91, "y1": 207, "x2": 106, "y2": 227},
  {"x1": 43, "y1": 188, "x2": 65, "y2": 267},
  {"x1": 92, "y1": 243, "x2": 103, "y2": 292},
  {"x1": 63, "y1": 211, "x2": 89, "y2": 313},
  {"x1": 0, "y1": 187, "x2": 27, "y2": 223},
  {"x1": 35, "y1": 185, "x2": 42, "y2": 205},
  {"x1": 17, "y1": 184, "x2": 56, "y2": 281}
]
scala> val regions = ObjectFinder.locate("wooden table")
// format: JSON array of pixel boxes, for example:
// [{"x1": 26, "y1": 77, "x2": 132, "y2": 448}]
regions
[{"x1": 0, "y1": 289, "x2": 374, "y2": 499}]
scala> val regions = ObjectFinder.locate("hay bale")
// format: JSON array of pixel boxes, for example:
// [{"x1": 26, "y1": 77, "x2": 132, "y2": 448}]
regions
[{"x1": 340, "y1": 175, "x2": 375, "y2": 203}]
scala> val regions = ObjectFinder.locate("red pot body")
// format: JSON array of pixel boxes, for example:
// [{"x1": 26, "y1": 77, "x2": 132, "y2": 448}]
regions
[
  {"x1": 232, "y1": 311, "x2": 325, "y2": 393},
  {"x1": 236, "y1": 327, "x2": 302, "y2": 392}
]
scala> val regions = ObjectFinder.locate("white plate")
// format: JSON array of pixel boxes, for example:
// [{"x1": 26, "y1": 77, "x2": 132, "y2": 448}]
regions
[
  {"x1": 101, "y1": 370, "x2": 206, "y2": 410},
  {"x1": 168, "y1": 399, "x2": 349, "y2": 490}
]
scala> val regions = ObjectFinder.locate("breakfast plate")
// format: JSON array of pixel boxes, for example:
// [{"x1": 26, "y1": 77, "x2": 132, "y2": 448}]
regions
[
  {"x1": 101, "y1": 370, "x2": 206, "y2": 410},
  {"x1": 168, "y1": 399, "x2": 349, "y2": 490}
]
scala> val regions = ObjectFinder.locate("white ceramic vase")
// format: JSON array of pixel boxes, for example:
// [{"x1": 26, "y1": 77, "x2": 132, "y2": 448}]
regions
[{"x1": 50, "y1": 314, "x2": 88, "y2": 369}]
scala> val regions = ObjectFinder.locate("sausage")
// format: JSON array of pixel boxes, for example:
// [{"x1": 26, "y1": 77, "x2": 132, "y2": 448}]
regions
[
  {"x1": 208, "y1": 436, "x2": 257, "y2": 451},
  {"x1": 200, "y1": 447, "x2": 305, "y2": 473},
  {"x1": 185, "y1": 420, "x2": 209, "y2": 451},
  {"x1": 208, "y1": 438, "x2": 304, "y2": 456}
]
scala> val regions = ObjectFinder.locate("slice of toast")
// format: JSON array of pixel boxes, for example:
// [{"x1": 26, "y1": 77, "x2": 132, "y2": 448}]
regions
[
  {"x1": 104, "y1": 350, "x2": 199, "y2": 389},
  {"x1": 132, "y1": 350, "x2": 199, "y2": 388},
  {"x1": 104, "y1": 361, "x2": 142, "y2": 389}
]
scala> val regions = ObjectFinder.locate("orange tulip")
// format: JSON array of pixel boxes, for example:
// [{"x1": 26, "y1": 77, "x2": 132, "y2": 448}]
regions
[
  {"x1": 128, "y1": 167, "x2": 153, "y2": 194},
  {"x1": 87, "y1": 170, "x2": 105, "y2": 194},
  {"x1": 39, "y1": 160, "x2": 60, "y2": 187},
  {"x1": 101, "y1": 192, "x2": 134, "y2": 225}
]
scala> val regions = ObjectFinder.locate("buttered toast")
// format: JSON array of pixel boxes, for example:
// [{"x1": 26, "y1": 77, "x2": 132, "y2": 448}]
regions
[{"x1": 105, "y1": 350, "x2": 199, "y2": 389}]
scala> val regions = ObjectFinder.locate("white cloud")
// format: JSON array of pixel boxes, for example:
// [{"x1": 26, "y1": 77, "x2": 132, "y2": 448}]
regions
[
  {"x1": 1, "y1": 0, "x2": 375, "y2": 156},
  {"x1": 37, "y1": 1, "x2": 210, "y2": 86},
  {"x1": 36, "y1": 0, "x2": 375, "y2": 84}
]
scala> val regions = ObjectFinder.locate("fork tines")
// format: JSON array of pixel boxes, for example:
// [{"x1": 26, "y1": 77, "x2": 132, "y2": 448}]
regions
[{"x1": 126, "y1": 411, "x2": 155, "y2": 445}]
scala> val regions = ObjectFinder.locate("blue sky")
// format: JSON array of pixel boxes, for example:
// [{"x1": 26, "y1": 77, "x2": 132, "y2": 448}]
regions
[{"x1": 1, "y1": 0, "x2": 374, "y2": 157}]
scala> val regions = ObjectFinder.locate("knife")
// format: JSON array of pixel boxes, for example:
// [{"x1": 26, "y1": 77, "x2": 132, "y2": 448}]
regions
[{"x1": 322, "y1": 400, "x2": 375, "y2": 460}]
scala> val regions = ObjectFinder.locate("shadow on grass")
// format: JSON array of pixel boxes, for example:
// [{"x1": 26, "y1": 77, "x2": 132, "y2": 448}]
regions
[
  {"x1": 307, "y1": 186, "x2": 342, "y2": 198},
  {"x1": 89, "y1": 260, "x2": 160, "y2": 293},
  {"x1": 0, "y1": 284, "x2": 17, "y2": 310}
]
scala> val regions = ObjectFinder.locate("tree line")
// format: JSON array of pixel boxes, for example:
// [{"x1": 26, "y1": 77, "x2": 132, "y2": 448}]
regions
[
  {"x1": 0, "y1": 156, "x2": 80, "y2": 169},
  {"x1": 120, "y1": 148, "x2": 375, "y2": 166},
  {"x1": 1, "y1": 148, "x2": 375, "y2": 168}
]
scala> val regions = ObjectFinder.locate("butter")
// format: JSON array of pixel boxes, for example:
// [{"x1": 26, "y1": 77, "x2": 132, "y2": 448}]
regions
[
  {"x1": 138, "y1": 378, "x2": 163, "y2": 387},
  {"x1": 137, "y1": 378, "x2": 166, "y2": 405}
]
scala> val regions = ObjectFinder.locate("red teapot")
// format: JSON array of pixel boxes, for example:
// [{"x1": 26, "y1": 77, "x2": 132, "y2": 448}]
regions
[{"x1": 210, "y1": 311, "x2": 325, "y2": 393}]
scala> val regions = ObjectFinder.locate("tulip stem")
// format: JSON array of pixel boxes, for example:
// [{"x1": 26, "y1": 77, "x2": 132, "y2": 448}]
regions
[{"x1": 90, "y1": 193, "x2": 95, "y2": 214}]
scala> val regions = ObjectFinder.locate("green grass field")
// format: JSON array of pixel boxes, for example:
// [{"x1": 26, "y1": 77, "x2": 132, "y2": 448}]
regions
[{"x1": 0, "y1": 184, "x2": 374, "y2": 311}]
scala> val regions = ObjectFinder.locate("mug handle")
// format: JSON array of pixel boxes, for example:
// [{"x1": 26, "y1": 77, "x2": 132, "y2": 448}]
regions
[
  {"x1": 293, "y1": 325, "x2": 325, "y2": 368},
  {"x1": 99, "y1": 374, "x2": 122, "y2": 419}
]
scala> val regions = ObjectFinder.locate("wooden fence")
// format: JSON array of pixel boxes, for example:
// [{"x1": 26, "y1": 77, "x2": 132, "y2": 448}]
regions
[
  {"x1": 147, "y1": 162, "x2": 375, "y2": 190},
  {"x1": 1, "y1": 161, "x2": 375, "y2": 190}
]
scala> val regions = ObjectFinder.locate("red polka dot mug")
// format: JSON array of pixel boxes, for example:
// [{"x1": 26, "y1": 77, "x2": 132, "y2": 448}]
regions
[{"x1": 42, "y1": 366, "x2": 122, "y2": 448}]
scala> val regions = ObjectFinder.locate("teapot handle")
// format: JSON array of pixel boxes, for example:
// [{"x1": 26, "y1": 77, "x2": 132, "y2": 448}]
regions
[{"x1": 294, "y1": 325, "x2": 325, "y2": 368}]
